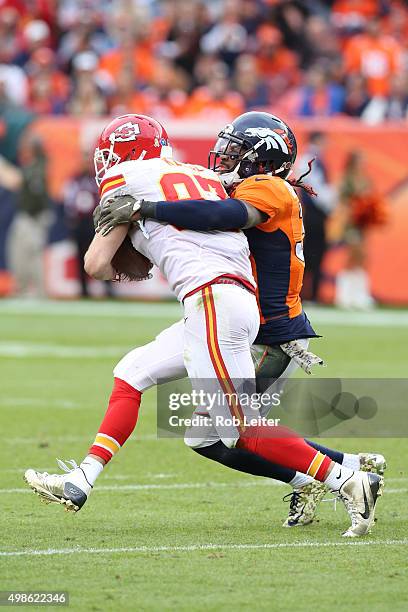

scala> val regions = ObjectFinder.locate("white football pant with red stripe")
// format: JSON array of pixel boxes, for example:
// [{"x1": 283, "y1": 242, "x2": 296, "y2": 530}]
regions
[
  {"x1": 114, "y1": 283, "x2": 260, "y2": 449},
  {"x1": 183, "y1": 284, "x2": 259, "y2": 448}
]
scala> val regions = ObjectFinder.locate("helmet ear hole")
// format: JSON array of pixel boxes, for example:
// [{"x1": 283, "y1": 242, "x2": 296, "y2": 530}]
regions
[
  {"x1": 125, "y1": 148, "x2": 136, "y2": 161},
  {"x1": 239, "y1": 160, "x2": 254, "y2": 178}
]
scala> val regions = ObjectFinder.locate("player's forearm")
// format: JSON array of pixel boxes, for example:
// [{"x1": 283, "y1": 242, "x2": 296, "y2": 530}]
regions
[
  {"x1": 87, "y1": 259, "x2": 115, "y2": 281},
  {"x1": 84, "y1": 246, "x2": 115, "y2": 280},
  {"x1": 139, "y1": 198, "x2": 249, "y2": 230},
  {"x1": 84, "y1": 225, "x2": 128, "y2": 280}
]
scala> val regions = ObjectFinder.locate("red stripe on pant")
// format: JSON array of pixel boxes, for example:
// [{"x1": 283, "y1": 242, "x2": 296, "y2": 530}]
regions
[
  {"x1": 89, "y1": 377, "x2": 142, "y2": 463},
  {"x1": 237, "y1": 425, "x2": 332, "y2": 482},
  {"x1": 202, "y1": 286, "x2": 245, "y2": 428}
]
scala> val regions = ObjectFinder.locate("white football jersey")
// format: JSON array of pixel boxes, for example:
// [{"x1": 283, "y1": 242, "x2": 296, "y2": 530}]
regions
[{"x1": 99, "y1": 158, "x2": 255, "y2": 301}]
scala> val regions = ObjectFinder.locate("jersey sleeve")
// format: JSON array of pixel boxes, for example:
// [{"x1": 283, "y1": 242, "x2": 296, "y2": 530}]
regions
[
  {"x1": 99, "y1": 165, "x2": 129, "y2": 204},
  {"x1": 99, "y1": 159, "x2": 163, "y2": 204},
  {"x1": 233, "y1": 176, "x2": 288, "y2": 227}
]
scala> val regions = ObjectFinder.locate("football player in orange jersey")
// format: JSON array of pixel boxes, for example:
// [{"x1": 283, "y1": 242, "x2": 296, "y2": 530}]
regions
[{"x1": 96, "y1": 112, "x2": 386, "y2": 529}]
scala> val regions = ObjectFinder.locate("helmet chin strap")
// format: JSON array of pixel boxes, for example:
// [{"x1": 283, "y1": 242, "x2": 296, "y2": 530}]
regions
[
  {"x1": 219, "y1": 166, "x2": 244, "y2": 188},
  {"x1": 274, "y1": 163, "x2": 288, "y2": 175},
  {"x1": 220, "y1": 161, "x2": 289, "y2": 188},
  {"x1": 219, "y1": 148, "x2": 256, "y2": 188}
]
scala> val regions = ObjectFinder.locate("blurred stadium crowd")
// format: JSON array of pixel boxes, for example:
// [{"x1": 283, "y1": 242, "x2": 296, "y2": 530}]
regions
[
  {"x1": 0, "y1": 0, "x2": 399, "y2": 304},
  {"x1": 1, "y1": 0, "x2": 408, "y2": 123}
]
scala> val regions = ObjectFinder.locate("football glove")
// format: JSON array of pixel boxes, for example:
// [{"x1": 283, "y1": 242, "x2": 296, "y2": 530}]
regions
[
  {"x1": 96, "y1": 195, "x2": 143, "y2": 236},
  {"x1": 280, "y1": 341, "x2": 325, "y2": 375}
]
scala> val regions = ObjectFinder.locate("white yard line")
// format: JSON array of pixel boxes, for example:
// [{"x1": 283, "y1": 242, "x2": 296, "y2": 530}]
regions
[
  {"x1": 4, "y1": 464, "x2": 406, "y2": 480},
  {"x1": 303, "y1": 308, "x2": 408, "y2": 328},
  {"x1": 0, "y1": 299, "x2": 182, "y2": 319},
  {"x1": 0, "y1": 398, "x2": 83, "y2": 409},
  {"x1": 1, "y1": 481, "x2": 280, "y2": 494},
  {"x1": 4, "y1": 433, "x2": 158, "y2": 444},
  {"x1": 0, "y1": 342, "x2": 127, "y2": 359},
  {"x1": 0, "y1": 481, "x2": 406, "y2": 494},
  {"x1": 1, "y1": 539, "x2": 407, "y2": 558}
]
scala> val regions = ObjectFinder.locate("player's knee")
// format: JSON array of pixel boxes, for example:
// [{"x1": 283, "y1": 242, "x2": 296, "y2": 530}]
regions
[
  {"x1": 192, "y1": 440, "x2": 227, "y2": 459},
  {"x1": 184, "y1": 434, "x2": 204, "y2": 449},
  {"x1": 220, "y1": 436, "x2": 238, "y2": 449},
  {"x1": 184, "y1": 427, "x2": 237, "y2": 449},
  {"x1": 113, "y1": 348, "x2": 151, "y2": 392},
  {"x1": 184, "y1": 430, "x2": 220, "y2": 449},
  {"x1": 184, "y1": 434, "x2": 237, "y2": 450}
]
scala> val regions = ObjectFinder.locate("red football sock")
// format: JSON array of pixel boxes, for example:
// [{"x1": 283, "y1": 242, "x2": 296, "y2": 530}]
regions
[
  {"x1": 237, "y1": 425, "x2": 332, "y2": 481},
  {"x1": 89, "y1": 377, "x2": 142, "y2": 463}
]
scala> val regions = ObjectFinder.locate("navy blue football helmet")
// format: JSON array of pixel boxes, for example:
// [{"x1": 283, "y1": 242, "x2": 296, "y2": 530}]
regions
[{"x1": 208, "y1": 111, "x2": 297, "y2": 188}]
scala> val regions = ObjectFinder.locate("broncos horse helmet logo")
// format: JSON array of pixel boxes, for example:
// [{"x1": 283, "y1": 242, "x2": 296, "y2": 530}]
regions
[{"x1": 244, "y1": 127, "x2": 293, "y2": 154}]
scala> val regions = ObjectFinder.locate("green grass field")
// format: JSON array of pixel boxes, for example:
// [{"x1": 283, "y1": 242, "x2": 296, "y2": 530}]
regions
[{"x1": 0, "y1": 300, "x2": 407, "y2": 611}]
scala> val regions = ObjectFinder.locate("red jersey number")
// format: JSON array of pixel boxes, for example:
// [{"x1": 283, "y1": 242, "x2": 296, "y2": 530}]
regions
[{"x1": 160, "y1": 172, "x2": 227, "y2": 201}]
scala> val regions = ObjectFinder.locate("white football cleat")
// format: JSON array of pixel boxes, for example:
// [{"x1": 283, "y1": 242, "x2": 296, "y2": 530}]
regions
[
  {"x1": 339, "y1": 471, "x2": 383, "y2": 537},
  {"x1": 359, "y1": 452, "x2": 387, "y2": 475},
  {"x1": 24, "y1": 459, "x2": 91, "y2": 512},
  {"x1": 282, "y1": 481, "x2": 328, "y2": 527}
]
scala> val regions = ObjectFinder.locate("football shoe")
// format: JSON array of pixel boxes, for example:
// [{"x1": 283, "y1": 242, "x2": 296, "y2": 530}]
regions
[
  {"x1": 24, "y1": 459, "x2": 91, "y2": 512},
  {"x1": 282, "y1": 481, "x2": 328, "y2": 527},
  {"x1": 339, "y1": 471, "x2": 384, "y2": 537}
]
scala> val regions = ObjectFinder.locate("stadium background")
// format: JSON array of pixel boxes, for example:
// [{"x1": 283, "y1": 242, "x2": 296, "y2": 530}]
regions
[{"x1": 1, "y1": 0, "x2": 407, "y2": 304}]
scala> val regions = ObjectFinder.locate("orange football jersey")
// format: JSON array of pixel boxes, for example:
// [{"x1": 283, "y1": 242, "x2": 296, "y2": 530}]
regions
[{"x1": 232, "y1": 174, "x2": 313, "y2": 344}]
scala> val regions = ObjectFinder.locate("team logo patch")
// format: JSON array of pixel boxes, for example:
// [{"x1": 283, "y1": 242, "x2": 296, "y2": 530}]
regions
[
  {"x1": 110, "y1": 122, "x2": 140, "y2": 143},
  {"x1": 244, "y1": 127, "x2": 292, "y2": 154}
]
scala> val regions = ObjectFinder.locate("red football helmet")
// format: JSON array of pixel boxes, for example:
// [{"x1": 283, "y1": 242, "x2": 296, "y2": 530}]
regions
[{"x1": 94, "y1": 114, "x2": 172, "y2": 185}]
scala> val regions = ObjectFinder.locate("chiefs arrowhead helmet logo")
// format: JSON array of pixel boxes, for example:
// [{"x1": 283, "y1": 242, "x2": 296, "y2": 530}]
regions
[{"x1": 109, "y1": 122, "x2": 141, "y2": 143}]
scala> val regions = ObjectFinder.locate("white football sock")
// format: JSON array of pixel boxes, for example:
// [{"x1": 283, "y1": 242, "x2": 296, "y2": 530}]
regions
[
  {"x1": 342, "y1": 453, "x2": 360, "y2": 471},
  {"x1": 324, "y1": 463, "x2": 354, "y2": 492},
  {"x1": 79, "y1": 456, "x2": 104, "y2": 487},
  {"x1": 289, "y1": 472, "x2": 314, "y2": 489}
]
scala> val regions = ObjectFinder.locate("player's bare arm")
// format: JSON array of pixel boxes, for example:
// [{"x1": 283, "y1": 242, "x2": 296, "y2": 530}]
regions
[{"x1": 84, "y1": 224, "x2": 129, "y2": 280}]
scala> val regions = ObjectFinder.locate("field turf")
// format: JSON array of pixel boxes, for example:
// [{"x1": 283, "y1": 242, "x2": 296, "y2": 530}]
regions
[{"x1": 0, "y1": 300, "x2": 407, "y2": 611}]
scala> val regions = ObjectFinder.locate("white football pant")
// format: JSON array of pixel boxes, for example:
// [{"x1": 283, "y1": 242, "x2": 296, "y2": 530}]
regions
[
  {"x1": 114, "y1": 284, "x2": 309, "y2": 449},
  {"x1": 115, "y1": 284, "x2": 259, "y2": 448}
]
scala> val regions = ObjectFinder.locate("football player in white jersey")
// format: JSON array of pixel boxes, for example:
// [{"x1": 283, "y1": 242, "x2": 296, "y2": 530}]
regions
[{"x1": 25, "y1": 115, "x2": 382, "y2": 537}]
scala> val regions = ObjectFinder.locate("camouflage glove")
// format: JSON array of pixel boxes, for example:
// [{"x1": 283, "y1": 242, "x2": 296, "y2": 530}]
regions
[
  {"x1": 280, "y1": 341, "x2": 325, "y2": 375},
  {"x1": 96, "y1": 195, "x2": 143, "y2": 236}
]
